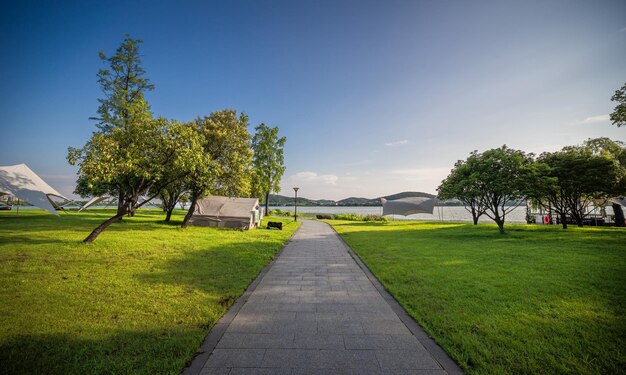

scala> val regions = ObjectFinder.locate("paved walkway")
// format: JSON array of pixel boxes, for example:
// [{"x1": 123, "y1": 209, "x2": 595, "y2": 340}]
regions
[{"x1": 197, "y1": 220, "x2": 460, "y2": 374}]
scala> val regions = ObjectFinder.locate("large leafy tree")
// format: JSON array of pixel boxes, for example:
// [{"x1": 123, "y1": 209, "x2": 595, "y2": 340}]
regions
[
  {"x1": 536, "y1": 145, "x2": 621, "y2": 228},
  {"x1": 251, "y1": 124, "x2": 286, "y2": 216},
  {"x1": 69, "y1": 118, "x2": 206, "y2": 242},
  {"x1": 610, "y1": 83, "x2": 626, "y2": 128},
  {"x1": 181, "y1": 110, "x2": 254, "y2": 228},
  {"x1": 470, "y1": 146, "x2": 536, "y2": 233},
  {"x1": 437, "y1": 153, "x2": 487, "y2": 225}
]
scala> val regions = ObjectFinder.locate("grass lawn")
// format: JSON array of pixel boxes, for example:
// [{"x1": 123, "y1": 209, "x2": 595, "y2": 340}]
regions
[
  {"x1": 328, "y1": 220, "x2": 625, "y2": 374},
  {"x1": 0, "y1": 209, "x2": 299, "y2": 375}
]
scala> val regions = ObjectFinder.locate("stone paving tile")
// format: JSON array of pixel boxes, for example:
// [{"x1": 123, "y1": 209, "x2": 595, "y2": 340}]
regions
[
  {"x1": 206, "y1": 349, "x2": 266, "y2": 368},
  {"x1": 293, "y1": 334, "x2": 344, "y2": 349},
  {"x1": 216, "y1": 333, "x2": 295, "y2": 349},
  {"x1": 319, "y1": 349, "x2": 380, "y2": 369},
  {"x1": 261, "y1": 349, "x2": 320, "y2": 368},
  {"x1": 200, "y1": 220, "x2": 454, "y2": 374},
  {"x1": 375, "y1": 350, "x2": 442, "y2": 370},
  {"x1": 343, "y1": 334, "x2": 397, "y2": 350}
]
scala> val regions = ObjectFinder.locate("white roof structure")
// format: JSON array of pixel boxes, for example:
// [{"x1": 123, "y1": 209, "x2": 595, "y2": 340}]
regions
[
  {"x1": 0, "y1": 164, "x2": 69, "y2": 215},
  {"x1": 78, "y1": 195, "x2": 115, "y2": 212},
  {"x1": 189, "y1": 196, "x2": 260, "y2": 229},
  {"x1": 381, "y1": 197, "x2": 437, "y2": 216},
  {"x1": 609, "y1": 197, "x2": 626, "y2": 207}
]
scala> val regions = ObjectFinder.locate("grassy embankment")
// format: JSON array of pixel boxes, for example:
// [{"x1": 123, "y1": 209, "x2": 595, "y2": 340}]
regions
[
  {"x1": 329, "y1": 220, "x2": 625, "y2": 374},
  {"x1": 0, "y1": 209, "x2": 299, "y2": 374}
]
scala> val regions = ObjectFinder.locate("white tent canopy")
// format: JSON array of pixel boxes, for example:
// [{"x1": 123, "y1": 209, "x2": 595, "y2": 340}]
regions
[
  {"x1": 609, "y1": 197, "x2": 626, "y2": 207},
  {"x1": 381, "y1": 197, "x2": 437, "y2": 216},
  {"x1": 189, "y1": 196, "x2": 261, "y2": 230},
  {"x1": 0, "y1": 164, "x2": 69, "y2": 215}
]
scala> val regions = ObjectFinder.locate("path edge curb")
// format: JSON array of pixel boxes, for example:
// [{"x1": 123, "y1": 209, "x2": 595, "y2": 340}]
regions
[
  {"x1": 180, "y1": 221, "x2": 303, "y2": 375},
  {"x1": 327, "y1": 221, "x2": 464, "y2": 375}
]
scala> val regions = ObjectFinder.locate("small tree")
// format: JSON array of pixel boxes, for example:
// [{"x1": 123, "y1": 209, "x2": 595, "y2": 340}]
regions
[
  {"x1": 181, "y1": 110, "x2": 254, "y2": 228},
  {"x1": 251, "y1": 124, "x2": 286, "y2": 216},
  {"x1": 610, "y1": 83, "x2": 626, "y2": 128},
  {"x1": 472, "y1": 146, "x2": 535, "y2": 233},
  {"x1": 437, "y1": 153, "x2": 487, "y2": 225}
]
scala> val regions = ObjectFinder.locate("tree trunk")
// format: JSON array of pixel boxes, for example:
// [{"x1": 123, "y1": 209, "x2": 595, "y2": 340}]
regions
[
  {"x1": 560, "y1": 212, "x2": 568, "y2": 229},
  {"x1": 495, "y1": 218, "x2": 505, "y2": 234},
  {"x1": 84, "y1": 212, "x2": 125, "y2": 243},
  {"x1": 471, "y1": 206, "x2": 479, "y2": 225},
  {"x1": 181, "y1": 195, "x2": 198, "y2": 228},
  {"x1": 265, "y1": 191, "x2": 270, "y2": 216},
  {"x1": 613, "y1": 203, "x2": 625, "y2": 227},
  {"x1": 116, "y1": 191, "x2": 125, "y2": 216},
  {"x1": 165, "y1": 208, "x2": 174, "y2": 222}
]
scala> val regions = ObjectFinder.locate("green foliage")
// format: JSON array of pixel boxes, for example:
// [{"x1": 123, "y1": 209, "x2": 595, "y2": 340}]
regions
[
  {"x1": 251, "y1": 124, "x2": 286, "y2": 201},
  {"x1": 92, "y1": 35, "x2": 154, "y2": 133},
  {"x1": 331, "y1": 220, "x2": 626, "y2": 374},
  {"x1": 610, "y1": 82, "x2": 626, "y2": 128},
  {"x1": 333, "y1": 213, "x2": 365, "y2": 221},
  {"x1": 181, "y1": 110, "x2": 254, "y2": 227},
  {"x1": 437, "y1": 154, "x2": 487, "y2": 224},
  {"x1": 0, "y1": 209, "x2": 300, "y2": 374},
  {"x1": 440, "y1": 146, "x2": 535, "y2": 233},
  {"x1": 269, "y1": 208, "x2": 293, "y2": 217},
  {"x1": 536, "y1": 144, "x2": 621, "y2": 228},
  {"x1": 363, "y1": 214, "x2": 388, "y2": 221}
]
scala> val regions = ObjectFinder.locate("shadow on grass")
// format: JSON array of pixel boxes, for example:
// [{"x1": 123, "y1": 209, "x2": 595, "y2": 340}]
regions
[{"x1": 0, "y1": 328, "x2": 202, "y2": 375}]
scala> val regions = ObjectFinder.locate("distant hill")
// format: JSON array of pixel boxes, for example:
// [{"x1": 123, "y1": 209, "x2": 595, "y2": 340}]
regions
[{"x1": 268, "y1": 191, "x2": 437, "y2": 206}]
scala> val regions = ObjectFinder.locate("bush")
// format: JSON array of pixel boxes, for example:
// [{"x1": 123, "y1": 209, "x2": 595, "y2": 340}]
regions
[
  {"x1": 364, "y1": 214, "x2": 388, "y2": 222},
  {"x1": 334, "y1": 213, "x2": 365, "y2": 221},
  {"x1": 316, "y1": 214, "x2": 333, "y2": 220},
  {"x1": 269, "y1": 209, "x2": 293, "y2": 217}
]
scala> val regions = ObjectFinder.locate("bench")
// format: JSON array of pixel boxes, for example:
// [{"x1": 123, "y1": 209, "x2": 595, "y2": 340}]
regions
[{"x1": 267, "y1": 221, "x2": 283, "y2": 230}]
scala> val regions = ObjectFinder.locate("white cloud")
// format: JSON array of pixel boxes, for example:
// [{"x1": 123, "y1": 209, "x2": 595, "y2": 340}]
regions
[
  {"x1": 291, "y1": 171, "x2": 338, "y2": 185},
  {"x1": 572, "y1": 114, "x2": 610, "y2": 125},
  {"x1": 384, "y1": 140, "x2": 409, "y2": 147}
]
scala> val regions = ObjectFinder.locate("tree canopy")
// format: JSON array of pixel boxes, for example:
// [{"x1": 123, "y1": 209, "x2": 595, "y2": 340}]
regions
[
  {"x1": 439, "y1": 146, "x2": 536, "y2": 233},
  {"x1": 535, "y1": 144, "x2": 621, "y2": 228},
  {"x1": 437, "y1": 153, "x2": 487, "y2": 225},
  {"x1": 181, "y1": 110, "x2": 254, "y2": 228},
  {"x1": 251, "y1": 124, "x2": 286, "y2": 215},
  {"x1": 610, "y1": 83, "x2": 626, "y2": 128}
]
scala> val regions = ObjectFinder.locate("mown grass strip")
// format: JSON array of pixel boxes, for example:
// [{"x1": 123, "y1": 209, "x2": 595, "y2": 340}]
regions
[
  {"x1": 329, "y1": 220, "x2": 626, "y2": 374},
  {"x1": 0, "y1": 209, "x2": 299, "y2": 374}
]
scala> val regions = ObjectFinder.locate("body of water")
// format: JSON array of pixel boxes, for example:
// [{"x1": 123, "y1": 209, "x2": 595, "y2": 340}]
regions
[{"x1": 270, "y1": 205, "x2": 529, "y2": 223}]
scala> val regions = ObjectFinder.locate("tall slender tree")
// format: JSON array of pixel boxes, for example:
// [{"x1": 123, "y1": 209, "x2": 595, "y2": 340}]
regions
[
  {"x1": 74, "y1": 35, "x2": 155, "y2": 216},
  {"x1": 251, "y1": 124, "x2": 286, "y2": 216}
]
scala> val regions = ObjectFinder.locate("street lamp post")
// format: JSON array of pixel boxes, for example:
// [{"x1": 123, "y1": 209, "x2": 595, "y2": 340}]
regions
[{"x1": 293, "y1": 187, "x2": 299, "y2": 222}]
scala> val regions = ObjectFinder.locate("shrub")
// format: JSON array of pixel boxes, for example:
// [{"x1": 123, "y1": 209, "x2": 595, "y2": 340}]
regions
[
  {"x1": 364, "y1": 214, "x2": 388, "y2": 222},
  {"x1": 334, "y1": 213, "x2": 365, "y2": 221},
  {"x1": 269, "y1": 209, "x2": 293, "y2": 217},
  {"x1": 316, "y1": 214, "x2": 333, "y2": 220}
]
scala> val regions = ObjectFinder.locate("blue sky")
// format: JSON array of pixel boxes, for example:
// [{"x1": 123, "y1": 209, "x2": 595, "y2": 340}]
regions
[{"x1": 1, "y1": 0, "x2": 625, "y2": 200}]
